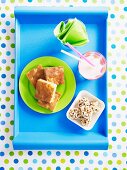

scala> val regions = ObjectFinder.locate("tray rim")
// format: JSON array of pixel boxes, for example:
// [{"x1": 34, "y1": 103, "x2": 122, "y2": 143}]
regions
[
  {"x1": 13, "y1": 7, "x2": 108, "y2": 150},
  {"x1": 13, "y1": 132, "x2": 108, "y2": 150},
  {"x1": 14, "y1": 6, "x2": 108, "y2": 15}
]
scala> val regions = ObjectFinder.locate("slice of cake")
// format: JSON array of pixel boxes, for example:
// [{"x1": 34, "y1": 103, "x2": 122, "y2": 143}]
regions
[
  {"x1": 38, "y1": 92, "x2": 61, "y2": 111},
  {"x1": 44, "y1": 66, "x2": 64, "y2": 85},
  {"x1": 35, "y1": 79, "x2": 57, "y2": 103},
  {"x1": 26, "y1": 65, "x2": 45, "y2": 88}
]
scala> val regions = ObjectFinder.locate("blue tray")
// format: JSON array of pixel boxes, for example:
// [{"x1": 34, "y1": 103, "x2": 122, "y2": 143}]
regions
[{"x1": 13, "y1": 7, "x2": 108, "y2": 150}]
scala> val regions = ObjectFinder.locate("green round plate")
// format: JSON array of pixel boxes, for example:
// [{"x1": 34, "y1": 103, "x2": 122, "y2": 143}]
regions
[{"x1": 19, "y1": 56, "x2": 76, "y2": 114}]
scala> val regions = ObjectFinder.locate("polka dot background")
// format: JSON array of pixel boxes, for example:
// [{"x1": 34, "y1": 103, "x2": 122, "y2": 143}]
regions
[{"x1": 0, "y1": 0, "x2": 127, "y2": 169}]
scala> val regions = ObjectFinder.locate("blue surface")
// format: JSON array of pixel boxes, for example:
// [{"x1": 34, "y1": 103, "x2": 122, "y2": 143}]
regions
[{"x1": 13, "y1": 7, "x2": 108, "y2": 150}]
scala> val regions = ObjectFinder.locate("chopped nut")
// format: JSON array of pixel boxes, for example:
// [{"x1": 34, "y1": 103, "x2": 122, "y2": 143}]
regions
[
  {"x1": 75, "y1": 112, "x2": 82, "y2": 119},
  {"x1": 79, "y1": 106, "x2": 85, "y2": 112}
]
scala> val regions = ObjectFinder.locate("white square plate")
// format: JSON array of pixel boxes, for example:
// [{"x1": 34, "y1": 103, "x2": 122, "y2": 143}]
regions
[{"x1": 66, "y1": 90, "x2": 105, "y2": 130}]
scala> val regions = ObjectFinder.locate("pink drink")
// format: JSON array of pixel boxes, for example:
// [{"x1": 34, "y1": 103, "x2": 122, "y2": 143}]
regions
[{"x1": 78, "y1": 52, "x2": 107, "y2": 80}]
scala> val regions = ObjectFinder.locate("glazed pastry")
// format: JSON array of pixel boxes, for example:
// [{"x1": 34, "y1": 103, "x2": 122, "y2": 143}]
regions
[
  {"x1": 26, "y1": 65, "x2": 45, "y2": 88},
  {"x1": 35, "y1": 79, "x2": 57, "y2": 103},
  {"x1": 38, "y1": 92, "x2": 61, "y2": 111},
  {"x1": 44, "y1": 66, "x2": 64, "y2": 85}
]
